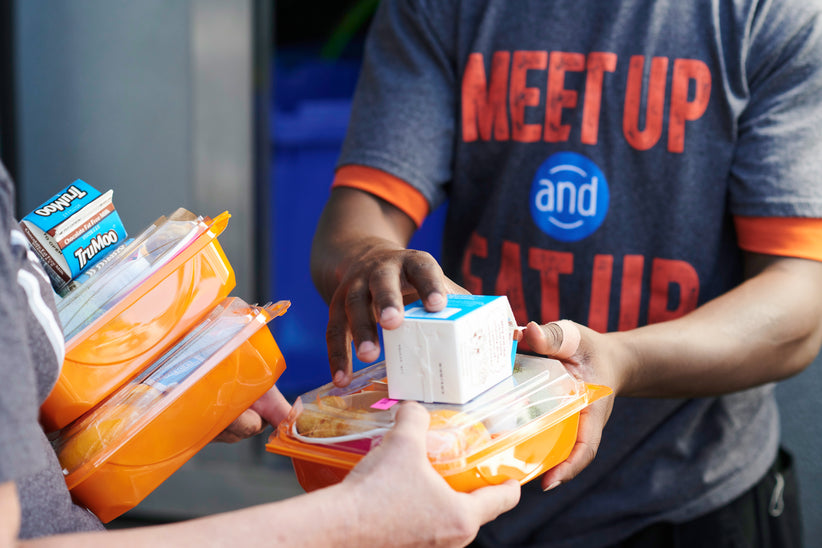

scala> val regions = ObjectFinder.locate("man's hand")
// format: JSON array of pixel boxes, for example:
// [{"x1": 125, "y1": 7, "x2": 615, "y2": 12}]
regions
[
  {"x1": 311, "y1": 187, "x2": 467, "y2": 387},
  {"x1": 520, "y1": 320, "x2": 620, "y2": 491},
  {"x1": 213, "y1": 386, "x2": 292, "y2": 443},
  {"x1": 325, "y1": 242, "x2": 467, "y2": 386},
  {"x1": 342, "y1": 401, "x2": 521, "y2": 547}
]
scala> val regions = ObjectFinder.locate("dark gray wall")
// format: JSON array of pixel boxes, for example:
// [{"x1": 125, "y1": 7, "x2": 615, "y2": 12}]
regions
[{"x1": 15, "y1": 0, "x2": 257, "y2": 301}]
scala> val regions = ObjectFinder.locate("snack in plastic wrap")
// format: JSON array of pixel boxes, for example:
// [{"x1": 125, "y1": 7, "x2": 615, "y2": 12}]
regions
[
  {"x1": 267, "y1": 355, "x2": 612, "y2": 492},
  {"x1": 52, "y1": 296, "x2": 289, "y2": 523},
  {"x1": 296, "y1": 396, "x2": 372, "y2": 438},
  {"x1": 56, "y1": 384, "x2": 161, "y2": 474},
  {"x1": 425, "y1": 409, "x2": 491, "y2": 462},
  {"x1": 57, "y1": 208, "x2": 208, "y2": 341},
  {"x1": 40, "y1": 210, "x2": 235, "y2": 432}
]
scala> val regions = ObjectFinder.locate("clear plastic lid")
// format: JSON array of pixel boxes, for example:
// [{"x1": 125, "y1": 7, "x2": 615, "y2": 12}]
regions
[
  {"x1": 275, "y1": 354, "x2": 610, "y2": 468},
  {"x1": 58, "y1": 208, "x2": 216, "y2": 341},
  {"x1": 40, "y1": 210, "x2": 235, "y2": 433},
  {"x1": 53, "y1": 296, "x2": 290, "y2": 482}
]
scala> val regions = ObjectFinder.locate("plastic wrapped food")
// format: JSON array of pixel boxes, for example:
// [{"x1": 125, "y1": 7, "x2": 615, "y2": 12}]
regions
[
  {"x1": 52, "y1": 296, "x2": 289, "y2": 523},
  {"x1": 266, "y1": 354, "x2": 612, "y2": 492},
  {"x1": 58, "y1": 208, "x2": 208, "y2": 340},
  {"x1": 40, "y1": 210, "x2": 235, "y2": 432}
]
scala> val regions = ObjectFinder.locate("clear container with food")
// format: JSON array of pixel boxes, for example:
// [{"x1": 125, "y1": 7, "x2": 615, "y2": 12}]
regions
[
  {"x1": 265, "y1": 354, "x2": 611, "y2": 493},
  {"x1": 40, "y1": 210, "x2": 235, "y2": 432},
  {"x1": 52, "y1": 296, "x2": 289, "y2": 523}
]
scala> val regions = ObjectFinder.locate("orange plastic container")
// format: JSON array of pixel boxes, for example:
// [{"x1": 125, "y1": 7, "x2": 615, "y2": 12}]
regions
[
  {"x1": 266, "y1": 355, "x2": 611, "y2": 493},
  {"x1": 40, "y1": 212, "x2": 235, "y2": 432},
  {"x1": 52, "y1": 297, "x2": 289, "y2": 523}
]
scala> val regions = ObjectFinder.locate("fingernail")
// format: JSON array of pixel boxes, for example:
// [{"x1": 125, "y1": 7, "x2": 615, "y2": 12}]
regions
[
  {"x1": 358, "y1": 340, "x2": 377, "y2": 357},
  {"x1": 333, "y1": 370, "x2": 345, "y2": 385},
  {"x1": 380, "y1": 307, "x2": 400, "y2": 324},
  {"x1": 427, "y1": 292, "x2": 445, "y2": 307},
  {"x1": 543, "y1": 480, "x2": 562, "y2": 492}
]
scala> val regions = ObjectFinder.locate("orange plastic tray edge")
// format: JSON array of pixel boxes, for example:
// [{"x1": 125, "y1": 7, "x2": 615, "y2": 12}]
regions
[
  {"x1": 66, "y1": 327, "x2": 285, "y2": 523},
  {"x1": 40, "y1": 215, "x2": 235, "y2": 431},
  {"x1": 266, "y1": 382, "x2": 612, "y2": 493}
]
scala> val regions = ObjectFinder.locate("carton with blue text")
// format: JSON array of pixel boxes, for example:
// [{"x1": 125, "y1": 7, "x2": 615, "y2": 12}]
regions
[
  {"x1": 383, "y1": 294, "x2": 518, "y2": 404},
  {"x1": 20, "y1": 180, "x2": 127, "y2": 294}
]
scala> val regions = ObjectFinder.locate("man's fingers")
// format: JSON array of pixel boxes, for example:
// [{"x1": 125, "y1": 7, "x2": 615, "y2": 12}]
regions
[
  {"x1": 401, "y1": 251, "x2": 449, "y2": 312},
  {"x1": 327, "y1": 295, "x2": 354, "y2": 386},
  {"x1": 251, "y1": 386, "x2": 292, "y2": 426},
  {"x1": 540, "y1": 401, "x2": 607, "y2": 489},
  {"x1": 341, "y1": 275, "x2": 381, "y2": 365},
  {"x1": 214, "y1": 409, "x2": 264, "y2": 443},
  {"x1": 468, "y1": 480, "x2": 521, "y2": 522},
  {"x1": 380, "y1": 401, "x2": 434, "y2": 457},
  {"x1": 525, "y1": 320, "x2": 581, "y2": 359},
  {"x1": 390, "y1": 400, "x2": 432, "y2": 441},
  {"x1": 369, "y1": 261, "x2": 407, "y2": 331}
]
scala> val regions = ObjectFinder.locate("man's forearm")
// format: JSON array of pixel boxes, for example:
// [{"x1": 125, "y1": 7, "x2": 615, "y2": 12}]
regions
[
  {"x1": 311, "y1": 188, "x2": 417, "y2": 304},
  {"x1": 613, "y1": 255, "x2": 822, "y2": 398}
]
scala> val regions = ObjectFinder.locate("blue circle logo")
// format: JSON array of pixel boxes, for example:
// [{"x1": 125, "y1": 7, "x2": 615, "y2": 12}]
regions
[{"x1": 529, "y1": 152, "x2": 609, "y2": 242}]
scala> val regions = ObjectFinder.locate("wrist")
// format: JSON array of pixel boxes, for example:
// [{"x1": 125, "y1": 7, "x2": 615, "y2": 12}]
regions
[{"x1": 602, "y1": 331, "x2": 642, "y2": 397}]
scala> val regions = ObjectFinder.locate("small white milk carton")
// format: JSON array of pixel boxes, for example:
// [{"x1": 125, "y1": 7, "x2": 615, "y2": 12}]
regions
[
  {"x1": 383, "y1": 294, "x2": 518, "y2": 404},
  {"x1": 20, "y1": 180, "x2": 127, "y2": 294}
]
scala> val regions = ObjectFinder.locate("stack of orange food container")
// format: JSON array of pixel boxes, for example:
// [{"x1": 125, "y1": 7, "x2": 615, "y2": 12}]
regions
[
  {"x1": 42, "y1": 210, "x2": 236, "y2": 432},
  {"x1": 39, "y1": 208, "x2": 289, "y2": 523}
]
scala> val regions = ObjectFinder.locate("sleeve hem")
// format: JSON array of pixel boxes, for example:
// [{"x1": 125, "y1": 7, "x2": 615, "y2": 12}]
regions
[
  {"x1": 735, "y1": 216, "x2": 822, "y2": 261},
  {"x1": 332, "y1": 165, "x2": 430, "y2": 227}
]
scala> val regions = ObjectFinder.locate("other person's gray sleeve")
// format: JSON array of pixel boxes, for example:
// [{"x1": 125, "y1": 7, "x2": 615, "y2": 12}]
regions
[
  {"x1": 338, "y1": 0, "x2": 460, "y2": 211},
  {"x1": 730, "y1": 1, "x2": 822, "y2": 218},
  {"x1": 0, "y1": 185, "x2": 50, "y2": 485}
]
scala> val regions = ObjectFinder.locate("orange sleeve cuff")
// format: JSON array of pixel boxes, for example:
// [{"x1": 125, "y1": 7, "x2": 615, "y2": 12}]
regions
[
  {"x1": 735, "y1": 216, "x2": 822, "y2": 261},
  {"x1": 332, "y1": 165, "x2": 430, "y2": 227}
]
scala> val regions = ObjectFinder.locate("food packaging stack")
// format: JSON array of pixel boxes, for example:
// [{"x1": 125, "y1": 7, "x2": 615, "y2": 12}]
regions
[
  {"x1": 265, "y1": 295, "x2": 611, "y2": 492},
  {"x1": 22, "y1": 181, "x2": 290, "y2": 523}
]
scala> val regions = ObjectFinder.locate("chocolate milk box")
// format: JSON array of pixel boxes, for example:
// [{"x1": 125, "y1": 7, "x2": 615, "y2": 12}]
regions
[{"x1": 20, "y1": 180, "x2": 127, "y2": 294}]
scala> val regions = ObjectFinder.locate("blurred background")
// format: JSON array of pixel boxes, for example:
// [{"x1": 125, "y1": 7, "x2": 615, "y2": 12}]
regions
[{"x1": 0, "y1": 0, "x2": 817, "y2": 543}]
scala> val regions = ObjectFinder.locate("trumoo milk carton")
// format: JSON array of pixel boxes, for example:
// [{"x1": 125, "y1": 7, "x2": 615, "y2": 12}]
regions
[
  {"x1": 20, "y1": 180, "x2": 127, "y2": 294},
  {"x1": 383, "y1": 294, "x2": 517, "y2": 404}
]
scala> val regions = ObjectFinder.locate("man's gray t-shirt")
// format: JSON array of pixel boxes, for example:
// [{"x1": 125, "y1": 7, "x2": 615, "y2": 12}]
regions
[
  {"x1": 338, "y1": 1, "x2": 822, "y2": 546},
  {"x1": 0, "y1": 164, "x2": 103, "y2": 537}
]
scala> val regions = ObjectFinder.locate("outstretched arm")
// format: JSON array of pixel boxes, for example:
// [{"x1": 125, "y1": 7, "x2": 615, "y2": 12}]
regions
[
  {"x1": 524, "y1": 252, "x2": 822, "y2": 490},
  {"x1": 4, "y1": 403, "x2": 520, "y2": 548},
  {"x1": 311, "y1": 187, "x2": 466, "y2": 386}
]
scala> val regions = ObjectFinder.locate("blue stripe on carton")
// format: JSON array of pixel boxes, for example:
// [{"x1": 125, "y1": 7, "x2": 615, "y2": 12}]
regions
[
  {"x1": 403, "y1": 295, "x2": 504, "y2": 321},
  {"x1": 22, "y1": 180, "x2": 128, "y2": 284}
]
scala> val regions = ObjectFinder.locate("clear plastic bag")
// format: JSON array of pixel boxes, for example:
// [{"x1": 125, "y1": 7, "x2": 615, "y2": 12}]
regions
[
  {"x1": 54, "y1": 296, "x2": 290, "y2": 478},
  {"x1": 58, "y1": 208, "x2": 208, "y2": 340}
]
